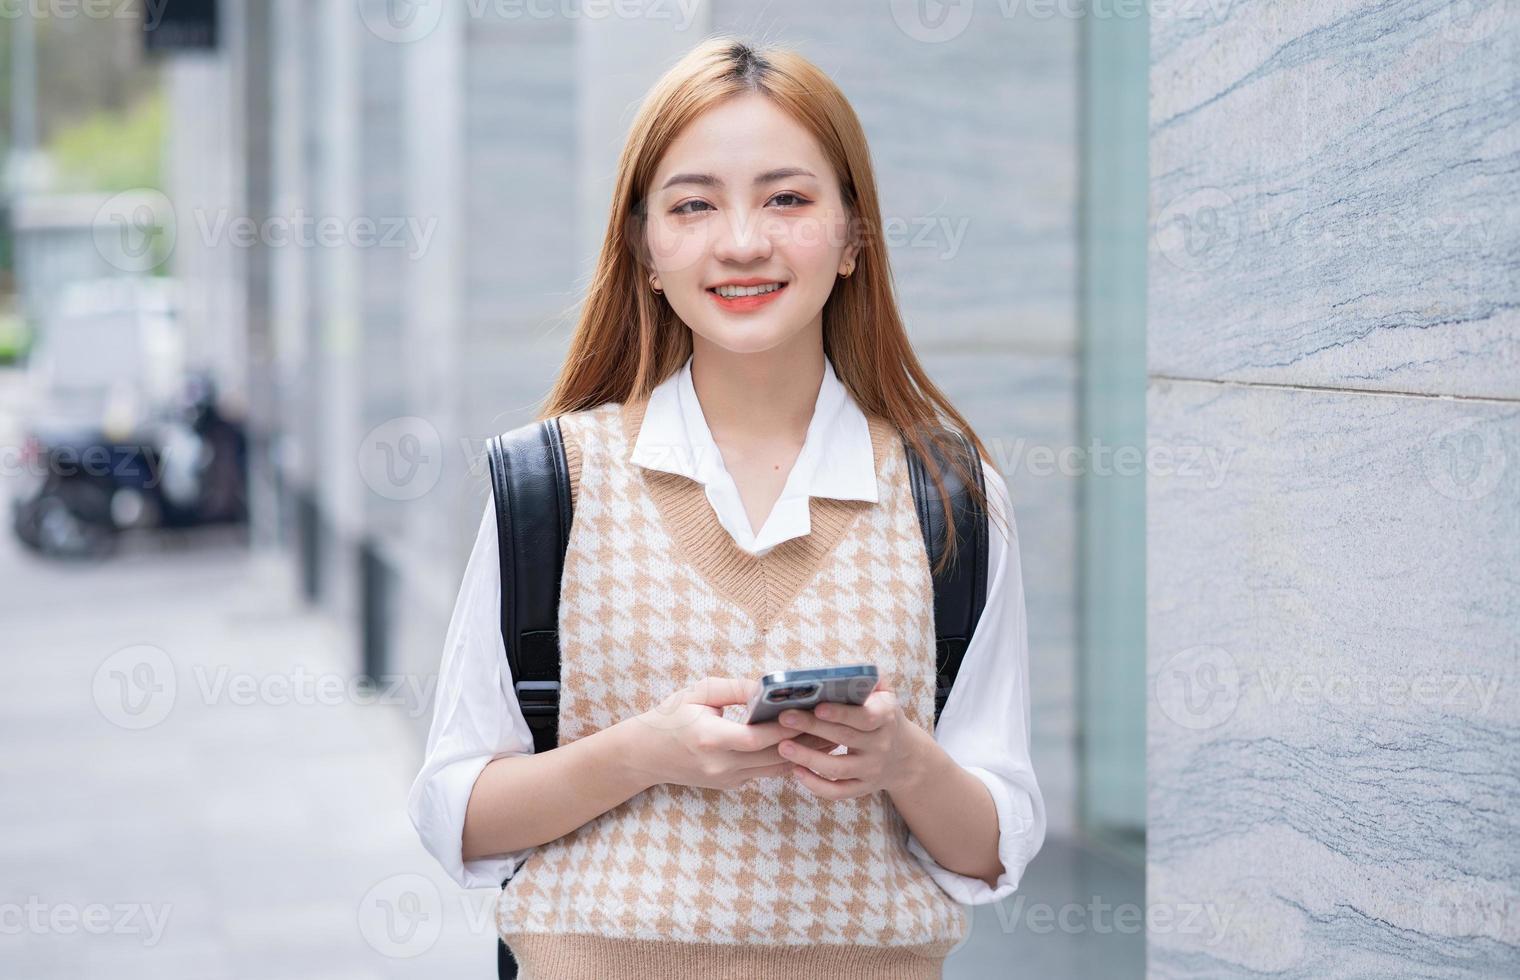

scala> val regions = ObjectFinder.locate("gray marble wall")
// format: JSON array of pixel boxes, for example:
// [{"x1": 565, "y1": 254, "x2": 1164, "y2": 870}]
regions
[{"x1": 1148, "y1": 1, "x2": 1519, "y2": 976}]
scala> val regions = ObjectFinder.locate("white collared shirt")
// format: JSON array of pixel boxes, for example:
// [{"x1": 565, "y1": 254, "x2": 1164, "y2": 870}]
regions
[
  {"x1": 407, "y1": 354, "x2": 1047, "y2": 906},
  {"x1": 629, "y1": 353, "x2": 880, "y2": 555}
]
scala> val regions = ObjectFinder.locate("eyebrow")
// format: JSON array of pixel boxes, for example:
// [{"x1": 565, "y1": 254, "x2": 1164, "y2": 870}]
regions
[{"x1": 659, "y1": 167, "x2": 818, "y2": 191}]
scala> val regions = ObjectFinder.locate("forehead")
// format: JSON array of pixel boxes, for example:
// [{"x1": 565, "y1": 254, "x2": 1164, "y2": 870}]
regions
[{"x1": 652, "y1": 94, "x2": 829, "y2": 184}]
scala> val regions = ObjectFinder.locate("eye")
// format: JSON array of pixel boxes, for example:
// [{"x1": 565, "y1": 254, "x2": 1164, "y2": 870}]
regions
[{"x1": 670, "y1": 193, "x2": 811, "y2": 216}]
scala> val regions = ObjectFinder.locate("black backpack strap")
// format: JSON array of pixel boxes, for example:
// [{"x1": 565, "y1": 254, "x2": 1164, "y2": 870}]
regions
[
  {"x1": 485, "y1": 419, "x2": 572, "y2": 980},
  {"x1": 485, "y1": 417, "x2": 573, "y2": 757},
  {"x1": 903, "y1": 427, "x2": 990, "y2": 724}
]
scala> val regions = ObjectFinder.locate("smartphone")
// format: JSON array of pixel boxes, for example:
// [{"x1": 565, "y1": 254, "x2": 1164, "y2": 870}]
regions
[{"x1": 743, "y1": 664, "x2": 879, "y2": 724}]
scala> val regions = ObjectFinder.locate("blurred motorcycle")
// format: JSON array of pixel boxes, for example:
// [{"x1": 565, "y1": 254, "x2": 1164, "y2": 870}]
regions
[
  {"x1": 8, "y1": 279, "x2": 248, "y2": 558},
  {"x1": 11, "y1": 372, "x2": 248, "y2": 558}
]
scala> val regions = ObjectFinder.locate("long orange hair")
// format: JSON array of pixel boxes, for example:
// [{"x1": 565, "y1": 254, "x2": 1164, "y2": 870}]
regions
[{"x1": 540, "y1": 35, "x2": 1005, "y2": 573}]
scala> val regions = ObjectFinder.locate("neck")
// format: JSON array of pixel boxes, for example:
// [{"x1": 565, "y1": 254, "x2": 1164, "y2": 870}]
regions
[{"x1": 688, "y1": 330, "x2": 826, "y2": 445}]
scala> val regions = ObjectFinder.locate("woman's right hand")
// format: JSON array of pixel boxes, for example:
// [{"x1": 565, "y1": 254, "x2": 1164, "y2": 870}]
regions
[{"x1": 622, "y1": 676, "x2": 835, "y2": 791}]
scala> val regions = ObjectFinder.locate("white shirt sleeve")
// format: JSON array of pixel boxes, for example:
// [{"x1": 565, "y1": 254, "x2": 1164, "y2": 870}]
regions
[
  {"x1": 406, "y1": 494, "x2": 539, "y2": 889},
  {"x1": 906, "y1": 461, "x2": 1048, "y2": 905}
]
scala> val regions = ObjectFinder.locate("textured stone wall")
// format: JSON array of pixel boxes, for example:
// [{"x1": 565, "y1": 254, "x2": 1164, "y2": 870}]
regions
[{"x1": 1147, "y1": 2, "x2": 1519, "y2": 975}]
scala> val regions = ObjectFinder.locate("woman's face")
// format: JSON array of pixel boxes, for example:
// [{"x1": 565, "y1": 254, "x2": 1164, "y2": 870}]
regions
[{"x1": 643, "y1": 92, "x2": 858, "y2": 356}]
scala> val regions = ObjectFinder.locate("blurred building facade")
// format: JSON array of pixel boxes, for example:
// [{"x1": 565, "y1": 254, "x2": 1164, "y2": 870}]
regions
[{"x1": 165, "y1": 0, "x2": 1147, "y2": 870}]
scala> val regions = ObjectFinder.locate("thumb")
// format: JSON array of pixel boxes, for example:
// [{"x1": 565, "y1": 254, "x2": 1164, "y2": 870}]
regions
[{"x1": 686, "y1": 676, "x2": 757, "y2": 708}]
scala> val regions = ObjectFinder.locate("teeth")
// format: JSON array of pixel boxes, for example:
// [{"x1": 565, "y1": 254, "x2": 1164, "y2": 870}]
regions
[{"x1": 714, "y1": 282, "x2": 783, "y2": 298}]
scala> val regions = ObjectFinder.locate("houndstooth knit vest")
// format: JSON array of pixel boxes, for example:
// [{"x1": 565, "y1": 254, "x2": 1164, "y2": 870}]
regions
[{"x1": 495, "y1": 394, "x2": 969, "y2": 979}]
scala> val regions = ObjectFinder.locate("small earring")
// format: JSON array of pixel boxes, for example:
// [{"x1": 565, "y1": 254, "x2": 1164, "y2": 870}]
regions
[
  {"x1": 649, "y1": 276, "x2": 662, "y2": 295},
  {"x1": 840, "y1": 264, "x2": 854, "y2": 278}
]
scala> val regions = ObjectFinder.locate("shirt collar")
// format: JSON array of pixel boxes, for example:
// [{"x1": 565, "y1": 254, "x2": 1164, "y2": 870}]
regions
[{"x1": 629, "y1": 352, "x2": 878, "y2": 555}]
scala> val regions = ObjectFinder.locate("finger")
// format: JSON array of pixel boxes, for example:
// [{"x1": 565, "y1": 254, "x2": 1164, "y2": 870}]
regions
[
  {"x1": 789, "y1": 732, "x2": 840, "y2": 753},
  {"x1": 793, "y1": 765, "x2": 869, "y2": 800},
  {"x1": 639, "y1": 693, "x2": 714, "y2": 733},
  {"x1": 686, "y1": 676, "x2": 757, "y2": 708},
  {"x1": 811, "y1": 693, "x2": 893, "y2": 732},
  {"x1": 778, "y1": 708, "x2": 872, "y2": 748},
  {"x1": 707, "y1": 718, "x2": 795, "y2": 751},
  {"x1": 742, "y1": 762, "x2": 797, "y2": 781},
  {"x1": 732, "y1": 746, "x2": 791, "y2": 770},
  {"x1": 778, "y1": 737, "x2": 860, "y2": 780}
]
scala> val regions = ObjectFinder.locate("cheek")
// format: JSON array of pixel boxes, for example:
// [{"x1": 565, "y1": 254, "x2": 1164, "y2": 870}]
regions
[
  {"x1": 646, "y1": 219, "x2": 708, "y2": 281},
  {"x1": 778, "y1": 212, "x2": 846, "y2": 276}
]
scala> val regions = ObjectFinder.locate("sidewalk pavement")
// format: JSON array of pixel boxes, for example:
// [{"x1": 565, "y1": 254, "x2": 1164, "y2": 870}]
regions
[{"x1": 0, "y1": 455, "x2": 496, "y2": 974}]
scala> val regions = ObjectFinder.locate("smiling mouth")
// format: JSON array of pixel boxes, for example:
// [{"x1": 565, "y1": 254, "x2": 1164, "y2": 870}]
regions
[{"x1": 707, "y1": 282, "x2": 788, "y2": 299}]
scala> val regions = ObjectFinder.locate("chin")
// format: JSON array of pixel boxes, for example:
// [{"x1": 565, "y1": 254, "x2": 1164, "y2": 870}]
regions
[{"x1": 691, "y1": 323, "x2": 800, "y2": 357}]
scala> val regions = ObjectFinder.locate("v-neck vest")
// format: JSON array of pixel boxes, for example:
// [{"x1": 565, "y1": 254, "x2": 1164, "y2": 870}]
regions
[{"x1": 495, "y1": 395, "x2": 968, "y2": 979}]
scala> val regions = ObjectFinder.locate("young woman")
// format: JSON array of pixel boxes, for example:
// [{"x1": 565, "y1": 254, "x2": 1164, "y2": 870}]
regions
[{"x1": 409, "y1": 36, "x2": 1045, "y2": 979}]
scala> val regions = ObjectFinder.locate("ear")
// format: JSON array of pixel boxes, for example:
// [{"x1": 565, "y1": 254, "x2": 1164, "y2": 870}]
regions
[{"x1": 839, "y1": 211, "x2": 863, "y2": 275}]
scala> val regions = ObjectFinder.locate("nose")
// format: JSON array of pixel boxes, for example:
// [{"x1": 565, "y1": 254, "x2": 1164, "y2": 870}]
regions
[{"x1": 711, "y1": 206, "x2": 776, "y2": 265}]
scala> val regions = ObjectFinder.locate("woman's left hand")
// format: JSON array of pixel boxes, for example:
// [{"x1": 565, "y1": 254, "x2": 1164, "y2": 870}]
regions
[{"x1": 775, "y1": 681, "x2": 927, "y2": 800}]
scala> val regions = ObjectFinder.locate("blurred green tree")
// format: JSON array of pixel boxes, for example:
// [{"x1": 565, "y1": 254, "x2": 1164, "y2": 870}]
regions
[{"x1": 48, "y1": 90, "x2": 164, "y2": 192}]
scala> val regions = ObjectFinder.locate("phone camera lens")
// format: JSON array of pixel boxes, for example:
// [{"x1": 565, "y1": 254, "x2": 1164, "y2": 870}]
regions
[{"x1": 766, "y1": 682, "x2": 819, "y2": 703}]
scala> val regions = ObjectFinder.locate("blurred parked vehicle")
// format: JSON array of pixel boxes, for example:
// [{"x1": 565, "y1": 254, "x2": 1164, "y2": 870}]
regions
[{"x1": 9, "y1": 278, "x2": 247, "y2": 557}]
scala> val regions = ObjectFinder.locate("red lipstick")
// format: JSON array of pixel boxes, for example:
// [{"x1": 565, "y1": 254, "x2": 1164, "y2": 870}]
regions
[{"x1": 706, "y1": 278, "x2": 788, "y2": 313}]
